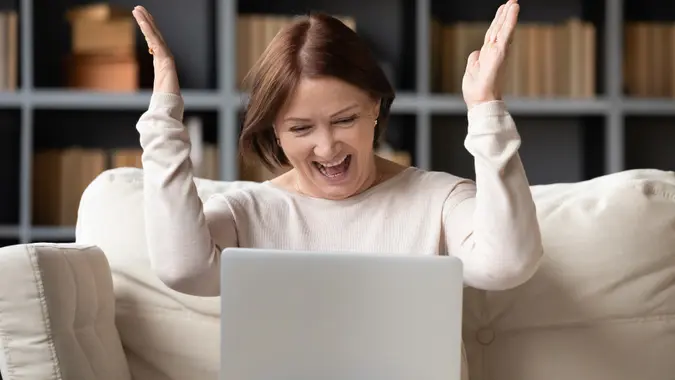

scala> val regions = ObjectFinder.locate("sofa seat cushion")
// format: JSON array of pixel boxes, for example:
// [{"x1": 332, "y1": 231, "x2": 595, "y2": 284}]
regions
[
  {"x1": 462, "y1": 169, "x2": 675, "y2": 380},
  {"x1": 0, "y1": 243, "x2": 131, "y2": 380}
]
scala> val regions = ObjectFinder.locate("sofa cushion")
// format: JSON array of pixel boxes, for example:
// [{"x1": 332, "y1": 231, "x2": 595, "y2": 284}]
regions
[
  {"x1": 0, "y1": 243, "x2": 131, "y2": 380},
  {"x1": 462, "y1": 169, "x2": 675, "y2": 380},
  {"x1": 76, "y1": 168, "x2": 258, "y2": 380}
]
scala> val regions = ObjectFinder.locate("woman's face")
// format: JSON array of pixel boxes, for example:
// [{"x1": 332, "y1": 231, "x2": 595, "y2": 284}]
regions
[{"x1": 274, "y1": 76, "x2": 380, "y2": 200}]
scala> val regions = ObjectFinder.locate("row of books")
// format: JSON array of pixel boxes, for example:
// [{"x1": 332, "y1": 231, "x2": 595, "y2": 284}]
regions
[
  {"x1": 31, "y1": 144, "x2": 412, "y2": 226},
  {"x1": 33, "y1": 148, "x2": 131, "y2": 227},
  {"x1": 430, "y1": 19, "x2": 596, "y2": 98},
  {"x1": 0, "y1": 11, "x2": 18, "y2": 91},
  {"x1": 30, "y1": 146, "x2": 277, "y2": 226},
  {"x1": 236, "y1": 14, "x2": 356, "y2": 89},
  {"x1": 624, "y1": 22, "x2": 675, "y2": 97}
]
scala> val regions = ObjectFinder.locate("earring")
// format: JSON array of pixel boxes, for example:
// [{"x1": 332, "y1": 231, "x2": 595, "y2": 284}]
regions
[
  {"x1": 374, "y1": 119, "x2": 378, "y2": 126},
  {"x1": 276, "y1": 137, "x2": 281, "y2": 145}
]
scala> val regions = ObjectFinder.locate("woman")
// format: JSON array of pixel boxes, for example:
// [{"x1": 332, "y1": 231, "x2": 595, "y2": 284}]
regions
[{"x1": 131, "y1": 0, "x2": 542, "y2": 298}]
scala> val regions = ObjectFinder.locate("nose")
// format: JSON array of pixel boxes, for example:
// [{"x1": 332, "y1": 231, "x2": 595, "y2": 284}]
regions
[{"x1": 313, "y1": 127, "x2": 338, "y2": 158}]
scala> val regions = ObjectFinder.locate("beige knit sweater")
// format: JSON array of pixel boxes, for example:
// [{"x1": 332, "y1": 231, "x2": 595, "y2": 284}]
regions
[{"x1": 136, "y1": 93, "x2": 543, "y2": 298}]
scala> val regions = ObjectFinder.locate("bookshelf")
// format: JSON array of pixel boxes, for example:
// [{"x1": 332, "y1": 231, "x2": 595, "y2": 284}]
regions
[{"x1": 0, "y1": 0, "x2": 672, "y2": 247}]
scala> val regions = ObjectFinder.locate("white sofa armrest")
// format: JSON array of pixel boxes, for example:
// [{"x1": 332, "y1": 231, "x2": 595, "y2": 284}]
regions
[{"x1": 0, "y1": 243, "x2": 131, "y2": 380}]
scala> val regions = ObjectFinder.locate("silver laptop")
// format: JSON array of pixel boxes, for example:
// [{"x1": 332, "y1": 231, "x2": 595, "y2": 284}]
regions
[{"x1": 220, "y1": 248, "x2": 464, "y2": 380}]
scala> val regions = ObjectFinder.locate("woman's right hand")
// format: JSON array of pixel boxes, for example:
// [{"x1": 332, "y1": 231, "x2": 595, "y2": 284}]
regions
[{"x1": 132, "y1": 6, "x2": 181, "y2": 95}]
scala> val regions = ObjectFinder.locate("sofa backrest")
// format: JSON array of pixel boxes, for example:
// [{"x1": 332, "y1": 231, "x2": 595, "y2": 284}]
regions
[
  {"x1": 461, "y1": 168, "x2": 675, "y2": 380},
  {"x1": 76, "y1": 167, "x2": 675, "y2": 380},
  {"x1": 75, "y1": 168, "x2": 258, "y2": 380}
]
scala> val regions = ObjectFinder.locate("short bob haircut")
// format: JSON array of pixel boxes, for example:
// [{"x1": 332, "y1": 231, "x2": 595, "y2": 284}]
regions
[{"x1": 238, "y1": 12, "x2": 396, "y2": 171}]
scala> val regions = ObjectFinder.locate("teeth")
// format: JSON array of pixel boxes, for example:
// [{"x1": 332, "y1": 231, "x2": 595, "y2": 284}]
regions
[{"x1": 318, "y1": 155, "x2": 347, "y2": 168}]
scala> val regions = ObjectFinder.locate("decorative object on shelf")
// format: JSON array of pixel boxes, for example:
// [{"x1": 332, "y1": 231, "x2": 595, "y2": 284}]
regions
[{"x1": 64, "y1": 3, "x2": 139, "y2": 92}]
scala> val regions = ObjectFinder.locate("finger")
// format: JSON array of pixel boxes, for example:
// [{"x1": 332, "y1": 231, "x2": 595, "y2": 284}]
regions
[
  {"x1": 132, "y1": 8, "x2": 169, "y2": 58},
  {"x1": 485, "y1": 6, "x2": 504, "y2": 44},
  {"x1": 138, "y1": 6, "x2": 167, "y2": 45},
  {"x1": 485, "y1": 4, "x2": 505, "y2": 44},
  {"x1": 466, "y1": 50, "x2": 480, "y2": 70},
  {"x1": 135, "y1": 6, "x2": 166, "y2": 45},
  {"x1": 144, "y1": 6, "x2": 156, "y2": 22},
  {"x1": 133, "y1": 6, "x2": 162, "y2": 45},
  {"x1": 493, "y1": 1, "x2": 513, "y2": 42},
  {"x1": 132, "y1": 7, "x2": 151, "y2": 35},
  {"x1": 497, "y1": 2, "x2": 520, "y2": 48}
]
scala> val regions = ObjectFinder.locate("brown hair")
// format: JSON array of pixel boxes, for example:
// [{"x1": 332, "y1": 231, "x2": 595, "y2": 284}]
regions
[{"x1": 238, "y1": 12, "x2": 396, "y2": 171}]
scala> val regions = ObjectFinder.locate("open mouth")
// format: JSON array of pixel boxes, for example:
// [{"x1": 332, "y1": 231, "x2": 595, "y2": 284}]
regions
[{"x1": 313, "y1": 155, "x2": 352, "y2": 179}]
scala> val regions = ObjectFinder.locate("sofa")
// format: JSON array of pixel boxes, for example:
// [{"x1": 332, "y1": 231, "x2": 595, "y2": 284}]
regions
[{"x1": 1, "y1": 166, "x2": 674, "y2": 380}]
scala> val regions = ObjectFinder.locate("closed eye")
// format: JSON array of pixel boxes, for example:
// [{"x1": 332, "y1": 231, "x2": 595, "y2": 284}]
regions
[
  {"x1": 290, "y1": 125, "x2": 311, "y2": 133},
  {"x1": 333, "y1": 114, "x2": 359, "y2": 125}
]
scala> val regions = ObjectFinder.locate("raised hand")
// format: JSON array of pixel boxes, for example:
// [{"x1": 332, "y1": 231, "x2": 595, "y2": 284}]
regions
[
  {"x1": 132, "y1": 6, "x2": 181, "y2": 95},
  {"x1": 462, "y1": 0, "x2": 519, "y2": 110}
]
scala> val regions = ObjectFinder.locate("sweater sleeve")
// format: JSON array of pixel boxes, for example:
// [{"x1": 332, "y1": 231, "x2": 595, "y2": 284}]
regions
[
  {"x1": 442, "y1": 101, "x2": 544, "y2": 291},
  {"x1": 136, "y1": 92, "x2": 237, "y2": 296}
]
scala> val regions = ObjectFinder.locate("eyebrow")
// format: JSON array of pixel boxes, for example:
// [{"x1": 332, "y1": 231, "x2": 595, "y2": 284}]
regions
[{"x1": 283, "y1": 103, "x2": 359, "y2": 123}]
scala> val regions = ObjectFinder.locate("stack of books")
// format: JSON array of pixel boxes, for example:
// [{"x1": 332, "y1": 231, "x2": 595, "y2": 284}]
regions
[{"x1": 64, "y1": 2, "x2": 139, "y2": 91}]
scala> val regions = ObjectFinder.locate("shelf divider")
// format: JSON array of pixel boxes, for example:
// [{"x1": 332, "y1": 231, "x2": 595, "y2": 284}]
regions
[
  {"x1": 416, "y1": 0, "x2": 431, "y2": 95},
  {"x1": 219, "y1": 0, "x2": 239, "y2": 181},
  {"x1": 604, "y1": 0, "x2": 625, "y2": 174},
  {"x1": 19, "y1": 0, "x2": 34, "y2": 244},
  {"x1": 416, "y1": 111, "x2": 432, "y2": 170},
  {"x1": 20, "y1": 0, "x2": 32, "y2": 92}
]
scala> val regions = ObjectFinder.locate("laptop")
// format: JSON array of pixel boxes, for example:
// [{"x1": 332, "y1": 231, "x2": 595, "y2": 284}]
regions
[{"x1": 220, "y1": 248, "x2": 464, "y2": 380}]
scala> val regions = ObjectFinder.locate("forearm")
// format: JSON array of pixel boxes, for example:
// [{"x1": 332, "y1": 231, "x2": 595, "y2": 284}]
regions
[
  {"x1": 136, "y1": 92, "x2": 221, "y2": 295},
  {"x1": 449, "y1": 101, "x2": 543, "y2": 290}
]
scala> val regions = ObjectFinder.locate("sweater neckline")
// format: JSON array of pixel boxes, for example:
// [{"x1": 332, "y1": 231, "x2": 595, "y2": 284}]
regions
[{"x1": 262, "y1": 166, "x2": 416, "y2": 205}]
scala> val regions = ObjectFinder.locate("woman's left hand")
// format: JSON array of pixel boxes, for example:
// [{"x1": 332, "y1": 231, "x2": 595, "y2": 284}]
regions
[{"x1": 462, "y1": 0, "x2": 519, "y2": 110}]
